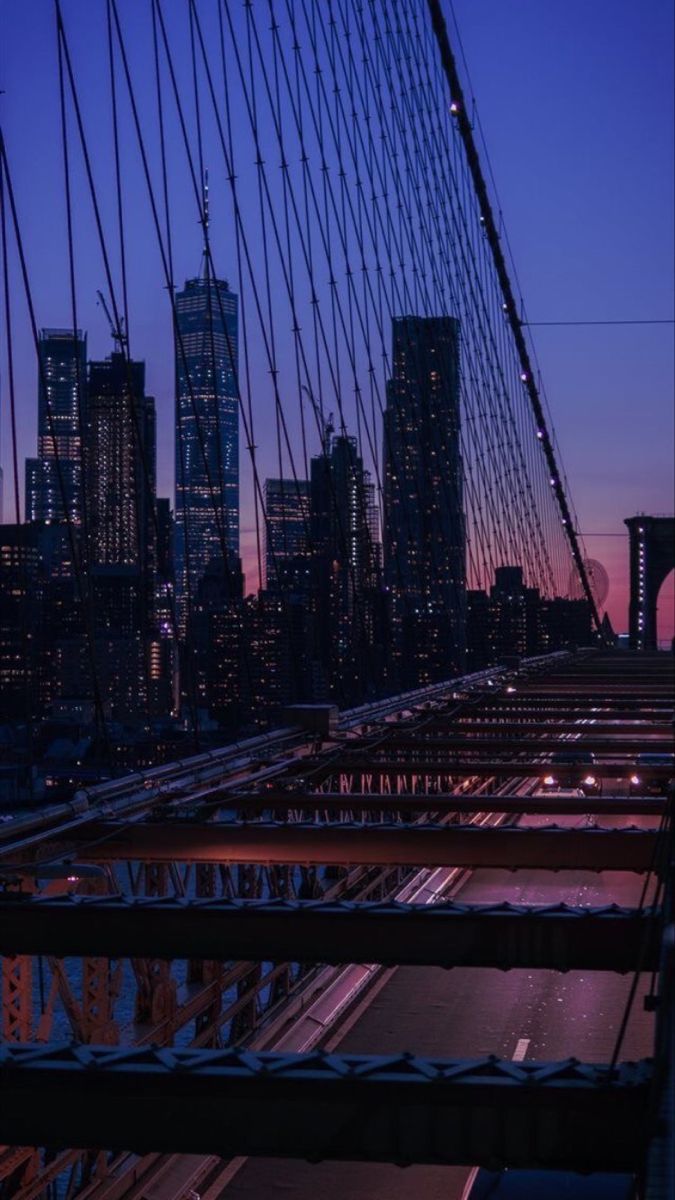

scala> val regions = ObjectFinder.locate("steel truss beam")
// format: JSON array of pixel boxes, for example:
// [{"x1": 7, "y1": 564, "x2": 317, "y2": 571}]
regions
[
  {"x1": 290, "y1": 759, "x2": 674, "y2": 781},
  {"x1": 219, "y1": 791, "x2": 666, "y2": 816},
  {"x1": 0, "y1": 897, "x2": 661, "y2": 972},
  {"x1": 409, "y1": 721, "x2": 675, "y2": 736},
  {"x1": 49, "y1": 821, "x2": 659, "y2": 870},
  {"x1": 465, "y1": 710, "x2": 673, "y2": 726},
  {"x1": 509, "y1": 692, "x2": 673, "y2": 702},
  {"x1": 466, "y1": 682, "x2": 670, "y2": 690},
  {"x1": 480, "y1": 691, "x2": 673, "y2": 700},
  {"x1": 466, "y1": 705, "x2": 673, "y2": 717},
  {"x1": 353, "y1": 736, "x2": 673, "y2": 755},
  {"x1": 0, "y1": 1043, "x2": 652, "y2": 1172}
]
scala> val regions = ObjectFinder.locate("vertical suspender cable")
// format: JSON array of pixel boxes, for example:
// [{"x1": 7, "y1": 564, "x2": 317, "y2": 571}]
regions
[{"x1": 425, "y1": 0, "x2": 602, "y2": 633}]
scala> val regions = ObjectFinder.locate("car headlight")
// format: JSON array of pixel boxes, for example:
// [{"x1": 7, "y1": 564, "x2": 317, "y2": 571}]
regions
[
  {"x1": 543, "y1": 775, "x2": 555, "y2": 786},
  {"x1": 583, "y1": 775, "x2": 596, "y2": 787},
  {"x1": 630, "y1": 774, "x2": 640, "y2": 786}
]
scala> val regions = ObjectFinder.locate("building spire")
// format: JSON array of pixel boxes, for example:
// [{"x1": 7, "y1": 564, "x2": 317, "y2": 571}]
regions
[{"x1": 201, "y1": 167, "x2": 210, "y2": 278}]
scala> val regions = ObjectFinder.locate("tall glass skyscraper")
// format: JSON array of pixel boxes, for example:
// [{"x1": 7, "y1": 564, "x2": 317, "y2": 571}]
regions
[
  {"x1": 383, "y1": 315, "x2": 466, "y2": 684},
  {"x1": 174, "y1": 273, "x2": 239, "y2": 627},
  {"x1": 84, "y1": 353, "x2": 157, "y2": 718},
  {"x1": 86, "y1": 353, "x2": 156, "y2": 570},
  {"x1": 264, "y1": 478, "x2": 311, "y2": 589},
  {"x1": 25, "y1": 328, "x2": 87, "y2": 525},
  {"x1": 310, "y1": 431, "x2": 383, "y2": 702}
]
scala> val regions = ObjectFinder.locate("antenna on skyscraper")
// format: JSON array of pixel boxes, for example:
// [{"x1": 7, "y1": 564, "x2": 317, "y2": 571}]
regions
[{"x1": 201, "y1": 168, "x2": 209, "y2": 278}]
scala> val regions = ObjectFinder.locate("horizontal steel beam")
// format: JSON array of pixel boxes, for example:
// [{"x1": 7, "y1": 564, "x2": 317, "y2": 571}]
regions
[
  {"x1": 0, "y1": 1043, "x2": 652, "y2": 1172},
  {"x1": 354, "y1": 735, "x2": 673, "y2": 754},
  {"x1": 221, "y1": 791, "x2": 666, "y2": 817},
  {"x1": 56, "y1": 821, "x2": 659, "y2": 870},
  {"x1": 297, "y1": 759, "x2": 674, "y2": 780},
  {"x1": 480, "y1": 695, "x2": 673, "y2": 704},
  {"x1": 468, "y1": 708, "x2": 673, "y2": 723},
  {"x1": 0, "y1": 897, "x2": 661, "y2": 972},
  {"x1": 512, "y1": 691, "x2": 673, "y2": 701},
  {"x1": 416, "y1": 721, "x2": 675, "y2": 736}
]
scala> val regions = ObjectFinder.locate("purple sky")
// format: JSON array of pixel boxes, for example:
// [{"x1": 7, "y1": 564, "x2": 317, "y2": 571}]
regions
[
  {"x1": 1, "y1": 0, "x2": 673, "y2": 640},
  {"x1": 449, "y1": 0, "x2": 674, "y2": 639}
]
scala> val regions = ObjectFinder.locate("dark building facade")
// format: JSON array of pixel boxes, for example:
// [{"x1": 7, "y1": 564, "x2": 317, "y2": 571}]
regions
[
  {"x1": 383, "y1": 315, "x2": 466, "y2": 687},
  {"x1": 310, "y1": 431, "x2": 383, "y2": 703},
  {"x1": 26, "y1": 329, "x2": 87, "y2": 525},
  {"x1": 191, "y1": 551, "x2": 245, "y2": 727},
  {"x1": 0, "y1": 524, "x2": 40, "y2": 719},
  {"x1": 264, "y1": 478, "x2": 311, "y2": 590},
  {"x1": 152, "y1": 498, "x2": 177, "y2": 713},
  {"x1": 85, "y1": 353, "x2": 158, "y2": 719},
  {"x1": 86, "y1": 354, "x2": 156, "y2": 572},
  {"x1": 467, "y1": 565, "x2": 593, "y2": 669},
  {"x1": 174, "y1": 272, "x2": 239, "y2": 629}
]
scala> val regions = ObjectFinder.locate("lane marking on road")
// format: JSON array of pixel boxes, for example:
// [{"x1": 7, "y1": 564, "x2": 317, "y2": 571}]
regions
[
  {"x1": 512, "y1": 1037, "x2": 531, "y2": 1062},
  {"x1": 460, "y1": 1037, "x2": 533, "y2": 1197}
]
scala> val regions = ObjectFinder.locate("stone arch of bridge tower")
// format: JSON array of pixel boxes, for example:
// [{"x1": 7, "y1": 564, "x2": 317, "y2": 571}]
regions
[{"x1": 624, "y1": 515, "x2": 675, "y2": 650}]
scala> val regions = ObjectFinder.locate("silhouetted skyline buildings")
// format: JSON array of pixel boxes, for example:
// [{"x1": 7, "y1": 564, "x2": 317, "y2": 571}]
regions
[{"x1": 1, "y1": 306, "x2": 593, "y2": 789}]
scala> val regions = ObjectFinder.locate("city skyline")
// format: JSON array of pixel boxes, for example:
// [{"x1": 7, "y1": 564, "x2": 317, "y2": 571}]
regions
[
  {"x1": 1, "y1": 1, "x2": 673, "y2": 641},
  {"x1": 0, "y1": 8, "x2": 671, "y2": 1196},
  {"x1": 0, "y1": 303, "x2": 594, "y2": 737},
  {"x1": 10, "y1": 299, "x2": 672, "y2": 649}
]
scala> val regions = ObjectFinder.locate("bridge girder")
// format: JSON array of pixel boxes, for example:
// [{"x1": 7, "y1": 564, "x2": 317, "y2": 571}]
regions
[
  {"x1": 349, "y1": 735, "x2": 673, "y2": 755},
  {"x1": 0, "y1": 897, "x2": 661, "y2": 973},
  {"x1": 405, "y1": 720, "x2": 674, "y2": 737},
  {"x1": 291, "y1": 759, "x2": 674, "y2": 782},
  {"x1": 0, "y1": 1043, "x2": 652, "y2": 1173},
  {"x1": 49, "y1": 820, "x2": 660, "y2": 871},
  {"x1": 218, "y1": 791, "x2": 666, "y2": 817}
]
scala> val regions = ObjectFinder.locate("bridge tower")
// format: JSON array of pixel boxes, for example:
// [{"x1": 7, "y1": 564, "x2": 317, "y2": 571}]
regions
[{"x1": 624, "y1": 515, "x2": 675, "y2": 650}]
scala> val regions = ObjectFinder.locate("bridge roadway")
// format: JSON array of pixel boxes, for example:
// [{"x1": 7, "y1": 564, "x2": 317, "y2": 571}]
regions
[
  {"x1": 221, "y1": 802, "x2": 658, "y2": 1200},
  {"x1": 107, "y1": 654, "x2": 671, "y2": 1200},
  {"x1": 1, "y1": 651, "x2": 671, "y2": 1199}
]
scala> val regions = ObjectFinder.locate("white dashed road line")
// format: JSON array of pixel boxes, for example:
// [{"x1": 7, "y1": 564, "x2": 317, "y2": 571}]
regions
[{"x1": 512, "y1": 1037, "x2": 531, "y2": 1062}]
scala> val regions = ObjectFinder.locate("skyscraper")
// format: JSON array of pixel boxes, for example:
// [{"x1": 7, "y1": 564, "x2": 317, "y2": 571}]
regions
[
  {"x1": 310, "y1": 430, "x2": 383, "y2": 702},
  {"x1": 383, "y1": 315, "x2": 466, "y2": 685},
  {"x1": 174, "y1": 272, "x2": 239, "y2": 626},
  {"x1": 0, "y1": 524, "x2": 40, "y2": 719},
  {"x1": 264, "y1": 477, "x2": 311, "y2": 589},
  {"x1": 85, "y1": 352, "x2": 157, "y2": 718},
  {"x1": 86, "y1": 353, "x2": 156, "y2": 570},
  {"x1": 26, "y1": 329, "x2": 87, "y2": 525}
]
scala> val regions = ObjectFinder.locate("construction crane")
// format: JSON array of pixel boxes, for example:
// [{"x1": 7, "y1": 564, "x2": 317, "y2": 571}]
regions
[
  {"x1": 301, "y1": 384, "x2": 334, "y2": 456},
  {"x1": 96, "y1": 290, "x2": 128, "y2": 351}
]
